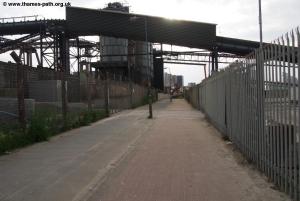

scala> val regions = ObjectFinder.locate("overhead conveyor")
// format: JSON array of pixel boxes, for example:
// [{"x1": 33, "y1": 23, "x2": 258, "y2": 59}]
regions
[
  {"x1": 0, "y1": 7, "x2": 261, "y2": 56},
  {"x1": 0, "y1": 6, "x2": 265, "y2": 73}
]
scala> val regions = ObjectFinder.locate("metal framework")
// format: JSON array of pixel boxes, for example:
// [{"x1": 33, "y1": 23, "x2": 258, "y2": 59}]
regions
[
  {"x1": 0, "y1": 5, "x2": 272, "y2": 93},
  {"x1": 0, "y1": 7, "x2": 266, "y2": 77}
]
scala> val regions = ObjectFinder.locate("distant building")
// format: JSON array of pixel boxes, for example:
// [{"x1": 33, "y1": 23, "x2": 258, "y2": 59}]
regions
[
  {"x1": 265, "y1": 81, "x2": 299, "y2": 101},
  {"x1": 188, "y1": 82, "x2": 196, "y2": 87},
  {"x1": 164, "y1": 73, "x2": 172, "y2": 87},
  {"x1": 282, "y1": 73, "x2": 298, "y2": 84},
  {"x1": 176, "y1": 75, "x2": 184, "y2": 87},
  {"x1": 164, "y1": 73, "x2": 184, "y2": 88},
  {"x1": 172, "y1": 75, "x2": 177, "y2": 87},
  {"x1": 164, "y1": 73, "x2": 184, "y2": 93}
]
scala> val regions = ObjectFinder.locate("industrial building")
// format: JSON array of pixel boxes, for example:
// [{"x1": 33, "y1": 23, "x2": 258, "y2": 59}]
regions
[
  {"x1": 175, "y1": 75, "x2": 184, "y2": 88},
  {"x1": 0, "y1": 2, "x2": 264, "y2": 121},
  {"x1": 188, "y1": 83, "x2": 196, "y2": 87},
  {"x1": 1, "y1": 2, "x2": 300, "y2": 200},
  {"x1": 95, "y1": 2, "x2": 154, "y2": 85}
]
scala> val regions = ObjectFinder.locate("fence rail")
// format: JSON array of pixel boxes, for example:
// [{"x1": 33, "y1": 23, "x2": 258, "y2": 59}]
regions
[{"x1": 186, "y1": 28, "x2": 300, "y2": 200}]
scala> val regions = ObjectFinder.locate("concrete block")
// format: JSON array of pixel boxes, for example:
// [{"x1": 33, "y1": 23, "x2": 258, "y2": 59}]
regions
[
  {"x1": 0, "y1": 98, "x2": 35, "y2": 121},
  {"x1": 28, "y1": 80, "x2": 66, "y2": 102}
]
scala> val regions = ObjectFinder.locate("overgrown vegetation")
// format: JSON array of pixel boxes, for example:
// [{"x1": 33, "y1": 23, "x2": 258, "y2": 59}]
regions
[
  {"x1": 0, "y1": 92, "x2": 157, "y2": 155},
  {"x1": 132, "y1": 93, "x2": 157, "y2": 109},
  {"x1": 0, "y1": 109, "x2": 106, "y2": 155},
  {"x1": 140, "y1": 95, "x2": 150, "y2": 106}
]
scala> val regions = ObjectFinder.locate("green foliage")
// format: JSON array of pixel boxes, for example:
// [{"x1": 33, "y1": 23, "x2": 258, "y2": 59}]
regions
[
  {"x1": 0, "y1": 130, "x2": 25, "y2": 154},
  {"x1": 27, "y1": 113, "x2": 51, "y2": 142},
  {"x1": 142, "y1": 95, "x2": 149, "y2": 105},
  {"x1": 132, "y1": 95, "x2": 150, "y2": 109},
  {"x1": 0, "y1": 123, "x2": 30, "y2": 154},
  {"x1": 0, "y1": 109, "x2": 106, "y2": 155},
  {"x1": 63, "y1": 109, "x2": 106, "y2": 130}
]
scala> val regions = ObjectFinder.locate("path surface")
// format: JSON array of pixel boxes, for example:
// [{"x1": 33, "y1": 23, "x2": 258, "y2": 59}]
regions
[{"x1": 0, "y1": 99, "x2": 290, "y2": 201}]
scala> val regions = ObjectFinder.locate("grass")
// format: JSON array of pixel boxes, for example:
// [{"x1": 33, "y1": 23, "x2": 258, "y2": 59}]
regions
[
  {"x1": 132, "y1": 94, "x2": 157, "y2": 109},
  {"x1": 0, "y1": 109, "x2": 107, "y2": 155},
  {"x1": 0, "y1": 93, "x2": 157, "y2": 155},
  {"x1": 132, "y1": 95, "x2": 146, "y2": 108}
]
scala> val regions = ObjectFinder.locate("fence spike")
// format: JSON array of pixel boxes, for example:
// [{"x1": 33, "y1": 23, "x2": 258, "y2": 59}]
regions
[{"x1": 291, "y1": 30, "x2": 295, "y2": 48}]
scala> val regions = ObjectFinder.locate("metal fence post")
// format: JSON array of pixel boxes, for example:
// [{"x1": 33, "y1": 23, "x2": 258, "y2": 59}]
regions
[
  {"x1": 10, "y1": 51, "x2": 26, "y2": 129},
  {"x1": 296, "y1": 27, "x2": 300, "y2": 200},
  {"x1": 17, "y1": 63, "x2": 26, "y2": 129},
  {"x1": 104, "y1": 71, "x2": 110, "y2": 117},
  {"x1": 87, "y1": 64, "x2": 92, "y2": 111}
]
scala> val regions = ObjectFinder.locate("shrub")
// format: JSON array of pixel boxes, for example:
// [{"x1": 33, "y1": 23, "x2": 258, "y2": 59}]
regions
[
  {"x1": 0, "y1": 128, "x2": 29, "y2": 155},
  {"x1": 27, "y1": 108, "x2": 62, "y2": 141},
  {"x1": 0, "y1": 109, "x2": 106, "y2": 155}
]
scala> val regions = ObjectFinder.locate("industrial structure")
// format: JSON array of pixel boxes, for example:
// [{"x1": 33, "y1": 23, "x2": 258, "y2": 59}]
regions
[
  {"x1": 96, "y1": 2, "x2": 154, "y2": 85},
  {"x1": 0, "y1": 3, "x2": 262, "y2": 80},
  {"x1": 0, "y1": 2, "x2": 263, "y2": 123},
  {"x1": 2, "y1": 2, "x2": 300, "y2": 201}
]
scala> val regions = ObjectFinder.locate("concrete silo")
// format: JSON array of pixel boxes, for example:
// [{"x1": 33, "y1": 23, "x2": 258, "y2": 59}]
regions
[
  {"x1": 99, "y1": 2, "x2": 153, "y2": 85},
  {"x1": 99, "y1": 2, "x2": 130, "y2": 80}
]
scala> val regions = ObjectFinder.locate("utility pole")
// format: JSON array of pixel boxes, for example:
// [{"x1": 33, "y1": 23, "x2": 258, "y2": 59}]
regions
[
  {"x1": 168, "y1": 67, "x2": 172, "y2": 102},
  {"x1": 257, "y1": 0, "x2": 265, "y2": 170},
  {"x1": 258, "y1": 0, "x2": 263, "y2": 47}
]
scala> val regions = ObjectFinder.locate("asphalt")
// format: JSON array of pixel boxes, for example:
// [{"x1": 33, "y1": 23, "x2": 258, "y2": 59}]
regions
[{"x1": 0, "y1": 98, "x2": 291, "y2": 201}]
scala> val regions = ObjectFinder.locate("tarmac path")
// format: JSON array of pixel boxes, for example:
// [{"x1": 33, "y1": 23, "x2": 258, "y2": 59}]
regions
[{"x1": 0, "y1": 99, "x2": 290, "y2": 201}]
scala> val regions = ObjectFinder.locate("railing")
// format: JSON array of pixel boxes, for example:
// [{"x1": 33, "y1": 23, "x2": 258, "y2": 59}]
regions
[{"x1": 186, "y1": 28, "x2": 300, "y2": 200}]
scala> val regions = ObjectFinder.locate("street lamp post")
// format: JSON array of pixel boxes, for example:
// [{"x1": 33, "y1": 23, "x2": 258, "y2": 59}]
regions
[
  {"x1": 257, "y1": 0, "x2": 265, "y2": 165},
  {"x1": 144, "y1": 18, "x2": 153, "y2": 119},
  {"x1": 130, "y1": 16, "x2": 153, "y2": 118},
  {"x1": 258, "y1": 0, "x2": 263, "y2": 47},
  {"x1": 169, "y1": 68, "x2": 173, "y2": 102}
]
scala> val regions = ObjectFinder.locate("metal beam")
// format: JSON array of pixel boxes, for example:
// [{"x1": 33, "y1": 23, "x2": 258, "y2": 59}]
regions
[{"x1": 164, "y1": 61, "x2": 206, "y2": 66}]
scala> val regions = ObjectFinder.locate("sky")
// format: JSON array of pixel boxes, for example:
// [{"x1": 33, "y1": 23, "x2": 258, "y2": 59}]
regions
[{"x1": 0, "y1": 0, "x2": 299, "y2": 85}]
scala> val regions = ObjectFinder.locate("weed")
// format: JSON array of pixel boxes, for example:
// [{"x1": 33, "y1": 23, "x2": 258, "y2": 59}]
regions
[{"x1": 0, "y1": 109, "x2": 106, "y2": 155}]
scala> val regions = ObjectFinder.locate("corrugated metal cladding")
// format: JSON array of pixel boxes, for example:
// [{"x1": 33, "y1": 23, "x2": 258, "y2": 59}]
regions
[{"x1": 66, "y1": 7, "x2": 216, "y2": 50}]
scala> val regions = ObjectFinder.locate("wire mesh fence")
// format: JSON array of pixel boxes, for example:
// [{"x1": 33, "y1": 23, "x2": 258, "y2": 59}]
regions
[
  {"x1": 0, "y1": 61, "x2": 151, "y2": 124},
  {"x1": 186, "y1": 28, "x2": 300, "y2": 200},
  {"x1": 0, "y1": 60, "x2": 154, "y2": 154}
]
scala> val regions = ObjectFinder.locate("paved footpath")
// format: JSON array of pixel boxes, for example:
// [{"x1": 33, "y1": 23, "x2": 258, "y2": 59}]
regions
[{"x1": 0, "y1": 99, "x2": 290, "y2": 201}]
